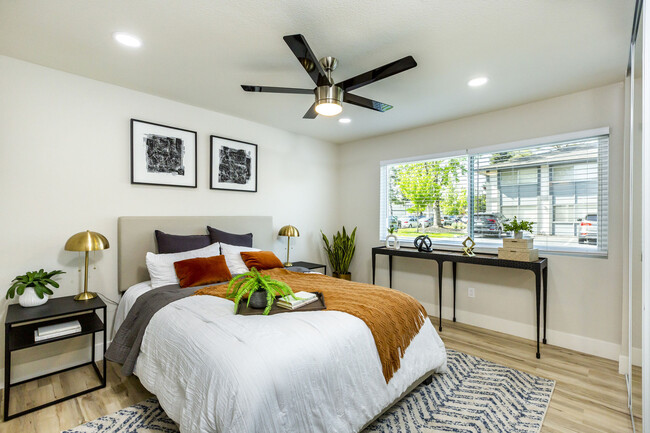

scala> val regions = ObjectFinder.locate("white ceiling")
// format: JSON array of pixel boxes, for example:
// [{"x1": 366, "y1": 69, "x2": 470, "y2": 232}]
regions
[{"x1": 0, "y1": 1, "x2": 634, "y2": 144}]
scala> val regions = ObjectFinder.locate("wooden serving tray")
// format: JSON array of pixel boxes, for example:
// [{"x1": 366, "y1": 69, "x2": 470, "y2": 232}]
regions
[{"x1": 236, "y1": 292, "x2": 326, "y2": 316}]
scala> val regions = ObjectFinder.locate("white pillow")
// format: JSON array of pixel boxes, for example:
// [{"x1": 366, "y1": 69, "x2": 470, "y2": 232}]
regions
[
  {"x1": 146, "y1": 243, "x2": 221, "y2": 288},
  {"x1": 220, "y1": 243, "x2": 261, "y2": 275}
]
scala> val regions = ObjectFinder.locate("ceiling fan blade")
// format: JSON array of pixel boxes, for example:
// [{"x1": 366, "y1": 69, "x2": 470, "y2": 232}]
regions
[
  {"x1": 343, "y1": 93, "x2": 393, "y2": 112},
  {"x1": 303, "y1": 103, "x2": 318, "y2": 119},
  {"x1": 337, "y1": 56, "x2": 417, "y2": 92},
  {"x1": 241, "y1": 85, "x2": 313, "y2": 95},
  {"x1": 283, "y1": 34, "x2": 330, "y2": 86}
]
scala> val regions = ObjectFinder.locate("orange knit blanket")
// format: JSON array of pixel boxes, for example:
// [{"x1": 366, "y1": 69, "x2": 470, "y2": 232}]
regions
[{"x1": 193, "y1": 268, "x2": 428, "y2": 383}]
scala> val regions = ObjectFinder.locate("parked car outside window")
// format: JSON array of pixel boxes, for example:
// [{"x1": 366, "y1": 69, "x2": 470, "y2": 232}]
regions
[
  {"x1": 578, "y1": 214, "x2": 597, "y2": 244},
  {"x1": 473, "y1": 213, "x2": 507, "y2": 237},
  {"x1": 399, "y1": 215, "x2": 420, "y2": 228}
]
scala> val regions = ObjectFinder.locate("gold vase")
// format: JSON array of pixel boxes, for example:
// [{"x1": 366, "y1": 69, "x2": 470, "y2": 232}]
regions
[{"x1": 333, "y1": 272, "x2": 351, "y2": 280}]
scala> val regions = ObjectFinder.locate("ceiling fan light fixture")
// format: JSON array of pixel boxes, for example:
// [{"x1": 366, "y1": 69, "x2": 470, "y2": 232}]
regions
[
  {"x1": 315, "y1": 102, "x2": 343, "y2": 116},
  {"x1": 314, "y1": 85, "x2": 344, "y2": 116}
]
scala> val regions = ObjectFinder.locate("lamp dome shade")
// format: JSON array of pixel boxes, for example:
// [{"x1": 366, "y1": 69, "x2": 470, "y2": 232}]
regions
[
  {"x1": 278, "y1": 225, "x2": 300, "y2": 237},
  {"x1": 65, "y1": 230, "x2": 110, "y2": 252}
]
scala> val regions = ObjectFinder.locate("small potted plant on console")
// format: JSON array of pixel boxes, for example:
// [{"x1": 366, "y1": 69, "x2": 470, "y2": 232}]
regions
[{"x1": 503, "y1": 216, "x2": 534, "y2": 239}]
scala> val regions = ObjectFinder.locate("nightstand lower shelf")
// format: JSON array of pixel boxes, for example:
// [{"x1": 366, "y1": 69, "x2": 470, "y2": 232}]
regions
[{"x1": 6, "y1": 361, "x2": 106, "y2": 420}]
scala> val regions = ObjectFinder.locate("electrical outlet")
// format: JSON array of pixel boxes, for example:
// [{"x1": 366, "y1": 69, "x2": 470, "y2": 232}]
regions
[{"x1": 468, "y1": 287, "x2": 475, "y2": 298}]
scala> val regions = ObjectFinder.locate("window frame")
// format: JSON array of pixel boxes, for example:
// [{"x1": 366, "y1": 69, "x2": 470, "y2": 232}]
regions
[{"x1": 379, "y1": 127, "x2": 610, "y2": 258}]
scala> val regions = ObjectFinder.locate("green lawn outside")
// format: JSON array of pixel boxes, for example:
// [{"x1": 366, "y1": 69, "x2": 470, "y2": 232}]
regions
[{"x1": 397, "y1": 228, "x2": 462, "y2": 238}]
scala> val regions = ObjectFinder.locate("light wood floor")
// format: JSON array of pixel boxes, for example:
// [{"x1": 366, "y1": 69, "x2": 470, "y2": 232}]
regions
[
  {"x1": 0, "y1": 319, "x2": 640, "y2": 433},
  {"x1": 439, "y1": 319, "x2": 641, "y2": 433}
]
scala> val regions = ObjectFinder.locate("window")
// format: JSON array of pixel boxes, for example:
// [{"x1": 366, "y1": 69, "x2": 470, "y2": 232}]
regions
[{"x1": 380, "y1": 131, "x2": 609, "y2": 255}]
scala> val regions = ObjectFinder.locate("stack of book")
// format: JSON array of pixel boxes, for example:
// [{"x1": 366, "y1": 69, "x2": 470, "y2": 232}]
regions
[
  {"x1": 277, "y1": 291, "x2": 319, "y2": 310},
  {"x1": 34, "y1": 320, "x2": 82, "y2": 342},
  {"x1": 498, "y1": 238, "x2": 539, "y2": 262}
]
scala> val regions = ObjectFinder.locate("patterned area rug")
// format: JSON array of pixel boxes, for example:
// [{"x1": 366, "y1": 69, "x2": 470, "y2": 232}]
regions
[{"x1": 63, "y1": 350, "x2": 554, "y2": 433}]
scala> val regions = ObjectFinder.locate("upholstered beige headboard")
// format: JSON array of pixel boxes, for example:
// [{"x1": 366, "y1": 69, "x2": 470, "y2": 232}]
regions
[{"x1": 117, "y1": 216, "x2": 273, "y2": 292}]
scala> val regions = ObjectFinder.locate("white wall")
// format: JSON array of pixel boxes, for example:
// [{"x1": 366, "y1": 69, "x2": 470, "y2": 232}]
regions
[
  {"x1": 339, "y1": 82, "x2": 626, "y2": 360},
  {"x1": 0, "y1": 55, "x2": 339, "y2": 381}
]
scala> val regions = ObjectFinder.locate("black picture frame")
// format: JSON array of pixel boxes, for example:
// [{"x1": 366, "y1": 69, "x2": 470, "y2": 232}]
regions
[
  {"x1": 130, "y1": 118, "x2": 198, "y2": 188},
  {"x1": 210, "y1": 135, "x2": 258, "y2": 192}
]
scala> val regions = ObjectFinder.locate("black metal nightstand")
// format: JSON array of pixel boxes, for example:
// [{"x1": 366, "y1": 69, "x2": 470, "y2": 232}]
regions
[
  {"x1": 4, "y1": 295, "x2": 107, "y2": 421},
  {"x1": 289, "y1": 261, "x2": 327, "y2": 275}
]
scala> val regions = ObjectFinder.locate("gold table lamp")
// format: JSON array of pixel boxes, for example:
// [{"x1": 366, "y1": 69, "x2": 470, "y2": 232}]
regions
[
  {"x1": 65, "y1": 230, "x2": 109, "y2": 301},
  {"x1": 278, "y1": 225, "x2": 299, "y2": 267}
]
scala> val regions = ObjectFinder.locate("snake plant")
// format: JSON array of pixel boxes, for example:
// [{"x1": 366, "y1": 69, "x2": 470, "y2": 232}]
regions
[
  {"x1": 321, "y1": 226, "x2": 357, "y2": 275},
  {"x1": 226, "y1": 267, "x2": 297, "y2": 315},
  {"x1": 7, "y1": 269, "x2": 65, "y2": 300}
]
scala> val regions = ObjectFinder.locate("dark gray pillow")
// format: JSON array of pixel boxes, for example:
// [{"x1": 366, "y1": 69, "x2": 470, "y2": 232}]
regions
[
  {"x1": 155, "y1": 230, "x2": 212, "y2": 254},
  {"x1": 207, "y1": 226, "x2": 253, "y2": 248}
]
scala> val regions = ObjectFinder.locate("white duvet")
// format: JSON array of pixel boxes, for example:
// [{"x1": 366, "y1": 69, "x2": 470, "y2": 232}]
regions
[{"x1": 134, "y1": 295, "x2": 447, "y2": 433}]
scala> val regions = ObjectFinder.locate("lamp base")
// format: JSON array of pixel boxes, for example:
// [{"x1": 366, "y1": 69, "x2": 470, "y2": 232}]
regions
[
  {"x1": 284, "y1": 262, "x2": 293, "y2": 267},
  {"x1": 74, "y1": 291, "x2": 98, "y2": 301}
]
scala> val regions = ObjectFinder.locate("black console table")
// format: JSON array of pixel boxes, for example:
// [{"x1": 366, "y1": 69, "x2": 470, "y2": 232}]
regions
[{"x1": 372, "y1": 246, "x2": 548, "y2": 358}]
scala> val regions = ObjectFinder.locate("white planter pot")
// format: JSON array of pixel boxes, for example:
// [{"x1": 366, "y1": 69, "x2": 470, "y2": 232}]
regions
[
  {"x1": 19, "y1": 287, "x2": 49, "y2": 308},
  {"x1": 385, "y1": 234, "x2": 400, "y2": 250},
  {"x1": 513, "y1": 231, "x2": 524, "y2": 239}
]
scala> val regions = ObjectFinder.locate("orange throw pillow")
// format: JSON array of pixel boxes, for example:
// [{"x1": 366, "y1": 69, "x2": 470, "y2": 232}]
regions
[
  {"x1": 240, "y1": 251, "x2": 284, "y2": 270},
  {"x1": 173, "y1": 255, "x2": 232, "y2": 288}
]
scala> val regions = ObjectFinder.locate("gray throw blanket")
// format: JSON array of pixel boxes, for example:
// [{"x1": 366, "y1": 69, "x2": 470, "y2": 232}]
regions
[
  {"x1": 106, "y1": 283, "x2": 197, "y2": 375},
  {"x1": 106, "y1": 266, "x2": 313, "y2": 376}
]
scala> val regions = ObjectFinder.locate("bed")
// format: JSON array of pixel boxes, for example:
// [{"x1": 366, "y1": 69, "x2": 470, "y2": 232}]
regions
[{"x1": 110, "y1": 216, "x2": 447, "y2": 433}]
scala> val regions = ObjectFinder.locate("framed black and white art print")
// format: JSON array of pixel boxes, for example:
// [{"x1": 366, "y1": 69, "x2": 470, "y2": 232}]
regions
[
  {"x1": 131, "y1": 119, "x2": 197, "y2": 188},
  {"x1": 210, "y1": 135, "x2": 258, "y2": 192}
]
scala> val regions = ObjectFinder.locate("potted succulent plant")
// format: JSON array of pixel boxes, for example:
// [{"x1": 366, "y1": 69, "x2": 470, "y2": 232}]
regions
[
  {"x1": 385, "y1": 226, "x2": 400, "y2": 250},
  {"x1": 226, "y1": 267, "x2": 297, "y2": 315},
  {"x1": 6, "y1": 269, "x2": 65, "y2": 307},
  {"x1": 503, "y1": 216, "x2": 534, "y2": 239},
  {"x1": 321, "y1": 226, "x2": 357, "y2": 280}
]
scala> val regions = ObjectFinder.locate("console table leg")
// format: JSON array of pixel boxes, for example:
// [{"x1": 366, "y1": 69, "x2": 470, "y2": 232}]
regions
[
  {"x1": 437, "y1": 261, "x2": 443, "y2": 332},
  {"x1": 452, "y1": 262, "x2": 457, "y2": 322},
  {"x1": 535, "y1": 270, "x2": 541, "y2": 359},
  {"x1": 389, "y1": 255, "x2": 393, "y2": 289},
  {"x1": 542, "y1": 266, "x2": 548, "y2": 345},
  {"x1": 372, "y1": 253, "x2": 376, "y2": 285}
]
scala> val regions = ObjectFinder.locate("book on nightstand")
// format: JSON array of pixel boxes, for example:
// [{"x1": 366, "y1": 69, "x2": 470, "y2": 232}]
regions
[{"x1": 34, "y1": 320, "x2": 82, "y2": 342}]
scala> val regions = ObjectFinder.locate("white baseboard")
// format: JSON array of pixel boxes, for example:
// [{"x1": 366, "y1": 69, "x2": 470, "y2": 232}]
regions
[
  {"x1": 0, "y1": 340, "x2": 109, "y2": 390},
  {"x1": 620, "y1": 356, "x2": 629, "y2": 375},
  {"x1": 618, "y1": 348, "x2": 643, "y2": 374},
  {"x1": 421, "y1": 302, "x2": 622, "y2": 363}
]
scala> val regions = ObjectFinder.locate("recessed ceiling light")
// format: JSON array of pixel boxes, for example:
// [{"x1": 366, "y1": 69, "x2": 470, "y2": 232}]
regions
[
  {"x1": 113, "y1": 32, "x2": 142, "y2": 48},
  {"x1": 468, "y1": 77, "x2": 488, "y2": 87},
  {"x1": 338, "y1": 118, "x2": 351, "y2": 124}
]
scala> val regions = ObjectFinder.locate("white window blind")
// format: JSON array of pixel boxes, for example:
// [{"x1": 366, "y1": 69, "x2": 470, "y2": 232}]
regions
[{"x1": 379, "y1": 132, "x2": 609, "y2": 255}]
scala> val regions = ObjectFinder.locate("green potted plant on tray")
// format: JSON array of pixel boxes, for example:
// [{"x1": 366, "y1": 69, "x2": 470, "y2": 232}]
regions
[
  {"x1": 321, "y1": 226, "x2": 357, "y2": 280},
  {"x1": 6, "y1": 269, "x2": 65, "y2": 308},
  {"x1": 503, "y1": 216, "x2": 534, "y2": 239},
  {"x1": 226, "y1": 267, "x2": 297, "y2": 315}
]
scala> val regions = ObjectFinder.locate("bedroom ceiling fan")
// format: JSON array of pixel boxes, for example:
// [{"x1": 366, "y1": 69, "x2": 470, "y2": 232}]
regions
[{"x1": 241, "y1": 34, "x2": 417, "y2": 118}]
